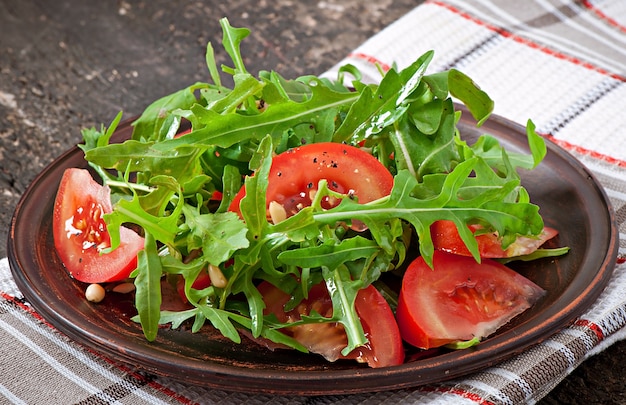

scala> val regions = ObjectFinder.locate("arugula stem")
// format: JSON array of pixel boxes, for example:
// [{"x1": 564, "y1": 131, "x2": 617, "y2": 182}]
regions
[
  {"x1": 104, "y1": 179, "x2": 154, "y2": 194},
  {"x1": 325, "y1": 267, "x2": 367, "y2": 355}
]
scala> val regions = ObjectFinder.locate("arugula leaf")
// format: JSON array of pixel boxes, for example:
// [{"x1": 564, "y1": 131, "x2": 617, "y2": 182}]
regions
[
  {"x1": 463, "y1": 121, "x2": 546, "y2": 174},
  {"x1": 445, "y1": 337, "x2": 481, "y2": 350},
  {"x1": 322, "y1": 265, "x2": 366, "y2": 355},
  {"x1": 131, "y1": 82, "x2": 210, "y2": 142},
  {"x1": 219, "y1": 17, "x2": 251, "y2": 75},
  {"x1": 228, "y1": 312, "x2": 308, "y2": 352},
  {"x1": 197, "y1": 304, "x2": 242, "y2": 343},
  {"x1": 313, "y1": 165, "x2": 543, "y2": 266},
  {"x1": 104, "y1": 185, "x2": 182, "y2": 248},
  {"x1": 422, "y1": 69, "x2": 494, "y2": 126},
  {"x1": 525, "y1": 119, "x2": 547, "y2": 168},
  {"x1": 153, "y1": 81, "x2": 358, "y2": 151},
  {"x1": 79, "y1": 110, "x2": 123, "y2": 152},
  {"x1": 278, "y1": 236, "x2": 380, "y2": 270},
  {"x1": 239, "y1": 135, "x2": 273, "y2": 235},
  {"x1": 134, "y1": 232, "x2": 162, "y2": 341},
  {"x1": 181, "y1": 206, "x2": 249, "y2": 266},
  {"x1": 239, "y1": 273, "x2": 266, "y2": 338},
  {"x1": 498, "y1": 247, "x2": 571, "y2": 264},
  {"x1": 333, "y1": 50, "x2": 434, "y2": 143},
  {"x1": 447, "y1": 69, "x2": 493, "y2": 126},
  {"x1": 84, "y1": 141, "x2": 205, "y2": 184},
  {"x1": 155, "y1": 308, "x2": 199, "y2": 329},
  {"x1": 391, "y1": 97, "x2": 460, "y2": 180}
]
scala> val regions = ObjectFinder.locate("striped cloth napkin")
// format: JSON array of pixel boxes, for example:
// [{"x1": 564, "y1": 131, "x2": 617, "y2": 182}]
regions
[{"x1": 2, "y1": 0, "x2": 625, "y2": 403}]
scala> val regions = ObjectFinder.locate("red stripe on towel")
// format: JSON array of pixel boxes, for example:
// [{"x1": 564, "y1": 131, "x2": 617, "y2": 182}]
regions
[
  {"x1": 580, "y1": 0, "x2": 626, "y2": 33},
  {"x1": 575, "y1": 319, "x2": 605, "y2": 342},
  {"x1": 421, "y1": 385, "x2": 497, "y2": 405},
  {"x1": 347, "y1": 52, "x2": 391, "y2": 71},
  {"x1": 543, "y1": 134, "x2": 626, "y2": 168},
  {"x1": 429, "y1": 0, "x2": 626, "y2": 82}
]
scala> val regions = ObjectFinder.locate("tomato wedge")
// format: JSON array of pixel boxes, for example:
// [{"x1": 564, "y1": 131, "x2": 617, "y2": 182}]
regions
[
  {"x1": 257, "y1": 281, "x2": 405, "y2": 368},
  {"x1": 228, "y1": 142, "x2": 393, "y2": 224},
  {"x1": 396, "y1": 251, "x2": 545, "y2": 350},
  {"x1": 52, "y1": 168, "x2": 144, "y2": 283},
  {"x1": 431, "y1": 220, "x2": 559, "y2": 258}
]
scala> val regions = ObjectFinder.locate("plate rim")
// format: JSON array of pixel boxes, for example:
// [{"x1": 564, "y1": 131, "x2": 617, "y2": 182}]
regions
[{"x1": 7, "y1": 109, "x2": 619, "y2": 395}]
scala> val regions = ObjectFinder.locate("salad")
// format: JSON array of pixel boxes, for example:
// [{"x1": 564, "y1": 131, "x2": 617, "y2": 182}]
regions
[{"x1": 52, "y1": 18, "x2": 568, "y2": 368}]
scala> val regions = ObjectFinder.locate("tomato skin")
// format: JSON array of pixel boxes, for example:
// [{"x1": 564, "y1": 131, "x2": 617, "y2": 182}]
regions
[
  {"x1": 257, "y1": 281, "x2": 405, "y2": 368},
  {"x1": 396, "y1": 251, "x2": 545, "y2": 350},
  {"x1": 431, "y1": 220, "x2": 559, "y2": 258},
  {"x1": 351, "y1": 283, "x2": 405, "y2": 367},
  {"x1": 53, "y1": 168, "x2": 144, "y2": 284},
  {"x1": 228, "y1": 142, "x2": 393, "y2": 222}
]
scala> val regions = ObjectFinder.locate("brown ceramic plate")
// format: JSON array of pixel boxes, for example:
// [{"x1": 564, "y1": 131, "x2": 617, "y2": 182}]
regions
[{"x1": 8, "y1": 109, "x2": 618, "y2": 395}]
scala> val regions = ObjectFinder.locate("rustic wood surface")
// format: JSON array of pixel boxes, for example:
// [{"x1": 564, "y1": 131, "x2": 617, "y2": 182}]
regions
[{"x1": 1, "y1": 1, "x2": 624, "y2": 403}]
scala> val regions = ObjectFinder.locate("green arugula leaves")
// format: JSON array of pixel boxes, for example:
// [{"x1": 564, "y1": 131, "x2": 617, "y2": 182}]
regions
[{"x1": 81, "y1": 18, "x2": 548, "y2": 353}]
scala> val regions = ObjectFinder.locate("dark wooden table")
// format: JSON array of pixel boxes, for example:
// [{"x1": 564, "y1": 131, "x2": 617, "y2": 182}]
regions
[{"x1": 1, "y1": 1, "x2": 624, "y2": 403}]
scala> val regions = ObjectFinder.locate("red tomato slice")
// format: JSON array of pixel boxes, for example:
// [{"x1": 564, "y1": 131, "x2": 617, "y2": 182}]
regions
[
  {"x1": 396, "y1": 251, "x2": 545, "y2": 350},
  {"x1": 53, "y1": 168, "x2": 144, "y2": 284},
  {"x1": 431, "y1": 220, "x2": 559, "y2": 258},
  {"x1": 257, "y1": 281, "x2": 405, "y2": 368},
  {"x1": 228, "y1": 142, "x2": 393, "y2": 223}
]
